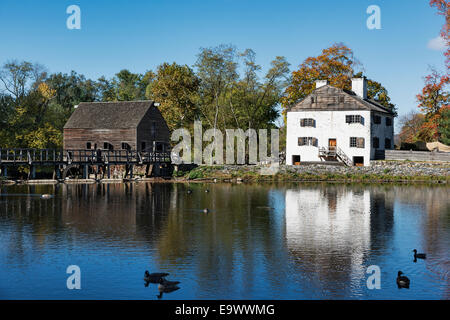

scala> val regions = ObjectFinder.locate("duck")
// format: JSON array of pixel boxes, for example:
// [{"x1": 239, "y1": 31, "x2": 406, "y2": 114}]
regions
[
  {"x1": 159, "y1": 278, "x2": 180, "y2": 288},
  {"x1": 41, "y1": 194, "x2": 53, "y2": 199},
  {"x1": 157, "y1": 284, "x2": 180, "y2": 299},
  {"x1": 144, "y1": 270, "x2": 169, "y2": 283},
  {"x1": 413, "y1": 249, "x2": 426, "y2": 260},
  {"x1": 203, "y1": 208, "x2": 209, "y2": 214},
  {"x1": 396, "y1": 271, "x2": 410, "y2": 289},
  {"x1": 205, "y1": 189, "x2": 209, "y2": 193},
  {"x1": 187, "y1": 190, "x2": 192, "y2": 194}
]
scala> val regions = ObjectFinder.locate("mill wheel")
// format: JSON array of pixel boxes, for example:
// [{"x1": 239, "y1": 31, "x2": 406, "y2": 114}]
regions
[{"x1": 62, "y1": 164, "x2": 81, "y2": 179}]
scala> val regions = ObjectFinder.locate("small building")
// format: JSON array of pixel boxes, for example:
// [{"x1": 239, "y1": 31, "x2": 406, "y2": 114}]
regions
[
  {"x1": 286, "y1": 78, "x2": 394, "y2": 166},
  {"x1": 63, "y1": 100, "x2": 170, "y2": 152}
]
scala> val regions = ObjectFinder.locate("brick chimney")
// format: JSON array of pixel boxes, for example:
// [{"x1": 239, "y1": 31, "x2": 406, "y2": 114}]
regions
[
  {"x1": 351, "y1": 77, "x2": 367, "y2": 99},
  {"x1": 315, "y1": 80, "x2": 328, "y2": 89}
]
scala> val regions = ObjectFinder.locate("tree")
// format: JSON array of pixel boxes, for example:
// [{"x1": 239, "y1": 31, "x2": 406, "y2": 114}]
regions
[
  {"x1": 46, "y1": 71, "x2": 98, "y2": 111},
  {"x1": 97, "y1": 69, "x2": 154, "y2": 101},
  {"x1": 398, "y1": 111, "x2": 426, "y2": 143},
  {"x1": 146, "y1": 62, "x2": 200, "y2": 131},
  {"x1": 195, "y1": 44, "x2": 239, "y2": 131},
  {"x1": 438, "y1": 106, "x2": 450, "y2": 144},
  {"x1": 0, "y1": 60, "x2": 46, "y2": 105},
  {"x1": 282, "y1": 44, "x2": 357, "y2": 110},
  {"x1": 281, "y1": 44, "x2": 396, "y2": 120},
  {"x1": 416, "y1": 68, "x2": 449, "y2": 141},
  {"x1": 230, "y1": 52, "x2": 290, "y2": 130},
  {"x1": 195, "y1": 44, "x2": 289, "y2": 132}
]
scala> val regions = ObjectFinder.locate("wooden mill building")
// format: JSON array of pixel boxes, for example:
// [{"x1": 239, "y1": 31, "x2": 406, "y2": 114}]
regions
[{"x1": 63, "y1": 100, "x2": 170, "y2": 152}]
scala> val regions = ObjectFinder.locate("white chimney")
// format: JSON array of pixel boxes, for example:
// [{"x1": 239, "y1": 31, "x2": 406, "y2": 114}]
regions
[
  {"x1": 351, "y1": 77, "x2": 367, "y2": 99},
  {"x1": 315, "y1": 80, "x2": 328, "y2": 89}
]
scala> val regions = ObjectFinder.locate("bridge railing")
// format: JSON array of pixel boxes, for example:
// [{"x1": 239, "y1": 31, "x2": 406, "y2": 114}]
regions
[
  {"x1": 0, "y1": 148, "x2": 65, "y2": 163},
  {"x1": 0, "y1": 148, "x2": 171, "y2": 164}
]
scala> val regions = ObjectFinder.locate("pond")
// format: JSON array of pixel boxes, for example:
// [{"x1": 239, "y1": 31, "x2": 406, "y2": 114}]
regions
[{"x1": 0, "y1": 182, "x2": 448, "y2": 299}]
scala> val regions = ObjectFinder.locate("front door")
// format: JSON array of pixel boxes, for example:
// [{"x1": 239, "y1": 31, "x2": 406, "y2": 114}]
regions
[{"x1": 329, "y1": 139, "x2": 336, "y2": 151}]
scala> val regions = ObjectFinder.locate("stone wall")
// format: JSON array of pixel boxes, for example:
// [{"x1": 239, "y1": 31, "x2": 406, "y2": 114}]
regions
[{"x1": 383, "y1": 150, "x2": 450, "y2": 162}]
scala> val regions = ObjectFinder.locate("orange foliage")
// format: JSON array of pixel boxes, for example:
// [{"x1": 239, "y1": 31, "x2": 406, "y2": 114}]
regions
[{"x1": 281, "y1": 43, "x2": 357, "y2": 113}]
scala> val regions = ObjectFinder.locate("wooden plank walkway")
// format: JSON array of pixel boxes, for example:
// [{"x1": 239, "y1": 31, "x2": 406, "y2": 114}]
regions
[{"x1": 0, "y1": 148, "x2": 172, "y2": 179}]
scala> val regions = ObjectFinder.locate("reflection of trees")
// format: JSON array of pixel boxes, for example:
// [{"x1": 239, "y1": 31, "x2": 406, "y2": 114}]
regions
[
  {"x1": 0, "y1": 183, "x2": 173, "y2": 265},
  {"x1": 1, "y1": 182, "x2": 448, "y2": 298},
  {"x1": 0, "y1": 184, "x2": 62, "y2": 265},
  {"x1": 155, "y1": 183, "x2": 284, "y2": 296}
]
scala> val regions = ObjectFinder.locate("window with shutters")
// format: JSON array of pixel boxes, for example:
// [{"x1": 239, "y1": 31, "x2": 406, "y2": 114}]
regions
[
  {"x1": 345, "y1": 115, "x2": 364, "y2": 125},
  {"x1": 350, "y1": 137, "x2": 365, "y2": 148},
  {"x1": 373, "y1": 137, "x2": 379, "y2": 148},
  {"x1": 373, "y1": 115, "x2": 381, "y2": 124},
  {"x1": 385, "y1": 138, "x2": 391, "y2": 149},
  {"x1": 298, "y1": 137, "x2": 318, "y2": 147},
  {"x1": 300, "y1": 118, "x2": 316, "y2": 127}
]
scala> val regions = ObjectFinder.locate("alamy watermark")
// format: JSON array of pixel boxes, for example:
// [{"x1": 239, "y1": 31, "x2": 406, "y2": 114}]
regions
[
  {"x1": 366, "y1": 265, "x2": 381, "y2": 289},
  {"x1": 170, "y1": 121, "x2": 280, "y2": 175},
  {"x1": 66, "y1": 5, "x2": 81, "y2": 30},
  {"x1": 66, "y1": 265, "x2": 81, "y2": 290},
  {"x1": 366, "y1": 5, "x2": 381, "y2": 30}
]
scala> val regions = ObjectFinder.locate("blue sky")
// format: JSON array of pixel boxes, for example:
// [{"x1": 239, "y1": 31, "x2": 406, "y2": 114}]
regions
[{"x1": 0, "y1": 0, "x2": 447, "y2": 130}]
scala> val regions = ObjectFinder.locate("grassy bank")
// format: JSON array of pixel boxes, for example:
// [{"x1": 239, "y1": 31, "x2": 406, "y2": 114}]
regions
[{"x1": 173, "y1": 165, "x2": 449, "y2": 184}]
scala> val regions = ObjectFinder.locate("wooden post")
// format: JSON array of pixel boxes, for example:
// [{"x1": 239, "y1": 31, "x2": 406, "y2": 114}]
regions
[
  {"x1": 29, "y1": 165, "x2": 36, "y2": 180},
  {"x1": 107, "y1": 165, "x2": 111, "y2": 179},
  {"x1": 83, "y1": 165, "x2": 89, "y2": 179},
  {"x1": 130, "y1": 164, "x2": 134, "y2": 179}
]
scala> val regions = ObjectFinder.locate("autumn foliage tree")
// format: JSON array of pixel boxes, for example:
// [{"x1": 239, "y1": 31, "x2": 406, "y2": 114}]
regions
[
  {"x1": 281, "y1": 43, "x2": 396, "y2": 121},
  {"x1": 412, "y1": 1, "x2": 450, "y2": 143}
]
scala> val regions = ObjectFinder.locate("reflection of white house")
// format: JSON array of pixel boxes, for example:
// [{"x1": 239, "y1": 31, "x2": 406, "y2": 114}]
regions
[
  {"x1": 285, "y1": 188, "x2": 371, "y2": 286},
  {"x1": 286, "y1": 78, "x2": 394, "y2": 166}
]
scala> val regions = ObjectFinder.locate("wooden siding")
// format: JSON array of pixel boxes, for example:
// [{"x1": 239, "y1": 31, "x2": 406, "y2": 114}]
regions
[
  {"x1": 137, "y1": 106, "x2": 170, "y2": 151},
  {"x1": 63, "y1": 128, "x2": 137, "y2": 150}
]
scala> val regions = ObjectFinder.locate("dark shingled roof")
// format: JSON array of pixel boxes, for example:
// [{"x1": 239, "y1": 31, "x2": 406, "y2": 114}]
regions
[
  {"x1": 289, "y1": 85, "x2": 395, "y2": 115},
  {"x1": 64, "y1": 100, "x2": 155, "y2": 129}
]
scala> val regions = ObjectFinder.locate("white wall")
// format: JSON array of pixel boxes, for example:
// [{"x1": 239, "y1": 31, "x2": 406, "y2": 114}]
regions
[
  {"x1": 286, "y1": 110, "x2": 372, "y2": 166},
  {"x1": 284, "y1": 187, "x2": 371, "y2": 287}
]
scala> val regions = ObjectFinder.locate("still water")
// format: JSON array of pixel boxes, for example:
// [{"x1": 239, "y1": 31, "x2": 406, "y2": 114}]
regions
[{"x1": 0, "y1": 182, "x2": 449, "y2": 300}]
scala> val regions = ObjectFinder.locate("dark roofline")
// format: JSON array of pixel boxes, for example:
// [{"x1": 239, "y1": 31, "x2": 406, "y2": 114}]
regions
[
  {"x1": 64, "y1": 100, "x2": 157, "y2": 129},
  {"x1": 287, "y1": 85, "x2": 394, "y2": 115}
]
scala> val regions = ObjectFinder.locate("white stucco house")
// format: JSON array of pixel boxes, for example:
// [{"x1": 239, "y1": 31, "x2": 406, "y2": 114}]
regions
[{"x1": 286, "y1": 78, "x2": 395, "y2": 166}]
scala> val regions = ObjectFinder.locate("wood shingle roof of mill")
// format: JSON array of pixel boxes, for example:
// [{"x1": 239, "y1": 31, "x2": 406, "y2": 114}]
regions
[{"x1": 64, "y1": 100, "x2": 155, "y2": 129}]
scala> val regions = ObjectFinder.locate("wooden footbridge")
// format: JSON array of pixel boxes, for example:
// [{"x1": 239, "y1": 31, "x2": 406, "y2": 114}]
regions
[{"x1": 0, "y1": 148, "x2": 172, "y2": 179}]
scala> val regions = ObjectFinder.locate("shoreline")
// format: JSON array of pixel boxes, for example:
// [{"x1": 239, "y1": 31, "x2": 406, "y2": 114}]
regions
[{"x1": 1, "y1": 161, "x2": 448, "y2": 186}]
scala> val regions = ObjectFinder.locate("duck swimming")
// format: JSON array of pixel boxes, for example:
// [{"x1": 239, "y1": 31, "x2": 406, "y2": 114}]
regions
[
  {"x1": 41, "y1": 194, "x2": 53, "y2": 199},
  {"x1": 144, "y1": 270, "x2": 169, "y2": 283},
  {"x1": 157, "y1": 284, "x2": 180, "y2": 299},
  {"x1": 158, "y1": 278, "x2": 180, "y2": 288},
  {"x1": 413, "y1": 249, "x2": 426, "y2": 259},
  {"x1": 203, "y1": 208, "x2": 209, "y2": 213},
  {"x1": 396, "y1": 271, "x2": 410, "y2": 289}
]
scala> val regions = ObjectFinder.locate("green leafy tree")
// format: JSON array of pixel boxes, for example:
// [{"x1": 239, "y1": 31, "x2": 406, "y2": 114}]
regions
[
  {"x1": 146, "y1": 62, "x2": 200, "y2": 131},
  {"x1": 438, "y1": 107, "x2": 450, "y2": 145}
]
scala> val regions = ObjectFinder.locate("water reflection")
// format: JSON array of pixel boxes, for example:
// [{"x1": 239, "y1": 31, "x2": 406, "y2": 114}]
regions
[{"x1": 0, "y1": 182, "x2": 448, "y2": 299}]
